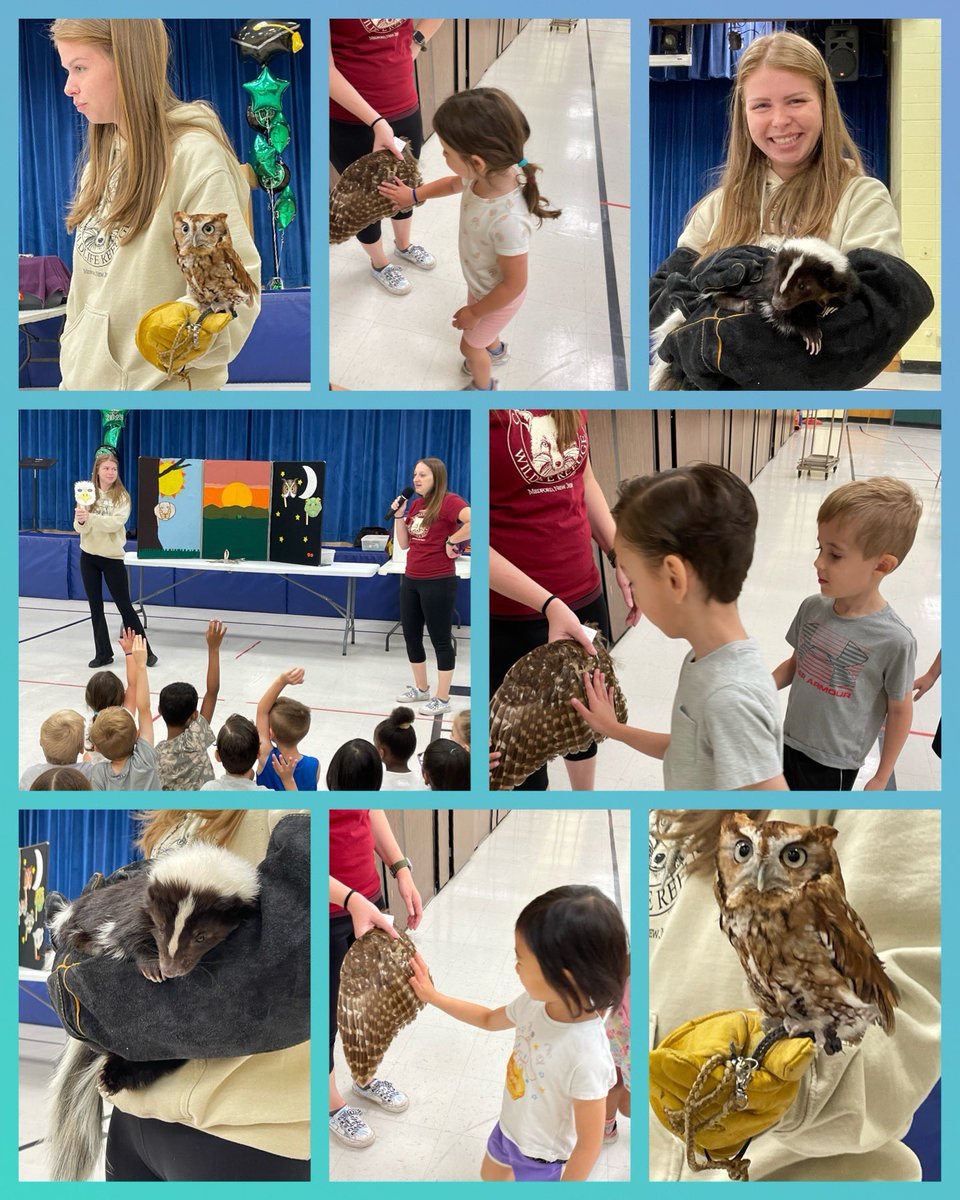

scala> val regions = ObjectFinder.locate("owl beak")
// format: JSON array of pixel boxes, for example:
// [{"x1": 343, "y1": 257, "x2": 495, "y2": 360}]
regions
[{"x1": 756, "y1": 863, "x2": 771, "y2": 892}]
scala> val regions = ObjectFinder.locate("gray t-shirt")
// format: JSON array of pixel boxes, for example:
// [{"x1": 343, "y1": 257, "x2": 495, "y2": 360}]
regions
[
  {"x1": 783, "y1": 595, "x2": 916, "y2": 770},
  {"x1": 663, "y1": 638, "x2": 783, "y2": 790},
  {"x1": 19, "y1": 760, "x2": 94, "y2": 790},
  {"x1": 88, "y1": 738, "x2": 161, "y2": 791}
]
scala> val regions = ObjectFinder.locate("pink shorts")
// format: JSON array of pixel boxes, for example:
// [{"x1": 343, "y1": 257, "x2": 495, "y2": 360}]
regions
[{"x1": 461, "y1": 287, "x2": 527, "y2": 349}]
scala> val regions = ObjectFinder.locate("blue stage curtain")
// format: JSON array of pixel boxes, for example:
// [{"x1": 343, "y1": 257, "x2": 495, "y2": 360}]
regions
[
  {"x1": 650, "y1": 20, "x2": 891, "y2": 271},
  {"x1": 19, "y1": 18, "x2": 309, "y2": 288},
  {"x1": 19, "y1": 810, "x2": 141, "y2": 902},
  {"x1": 19, "y1": 409, "x2": 471, "y2": 544}
]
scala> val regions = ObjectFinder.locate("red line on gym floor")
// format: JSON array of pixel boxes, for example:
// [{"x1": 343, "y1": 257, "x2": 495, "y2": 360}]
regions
[
  {"x1": 235, "y1": 640, "x2": 261, "y2": 659},
  {"x1": 600, "y1": 201, "x2": 630, "y2": 209}
]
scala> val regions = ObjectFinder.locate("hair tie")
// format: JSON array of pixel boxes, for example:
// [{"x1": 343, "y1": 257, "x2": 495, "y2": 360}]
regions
[{"x1": 518, "y1": 158, "x2": 528, "y2": 168}]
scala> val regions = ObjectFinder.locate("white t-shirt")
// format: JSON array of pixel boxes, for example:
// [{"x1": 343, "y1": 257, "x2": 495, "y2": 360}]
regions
[
  {"x1": 199, "y1": 775, "x2": 271, "y2": 791},
  {"x1": 499, "y1": 993, "x2": 615, "y2": 1161},
  {"x1": 458, "y1": 180, "x2": 535, "y2": 299},
  {"x1": 379, "y1": 765, "x2": 427, "y2": 791}
]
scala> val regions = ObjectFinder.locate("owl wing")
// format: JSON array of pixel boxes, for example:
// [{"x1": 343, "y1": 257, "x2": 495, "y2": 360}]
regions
[
  {"x1": 223, "y1": 244, "x2": 258, "y2": 299},
  {"x1": 489, "y1": 635, "x2": 627, "y2": 789},
  {"x1": 805, "y1": 874, "x2": 900, "y2": 1033},
  {"x1": 330, "y1": 145, "x2": 424, "y2": 245},
  {"x1": 337, "y1": 929, "x2": 426, "y2": 1081}
]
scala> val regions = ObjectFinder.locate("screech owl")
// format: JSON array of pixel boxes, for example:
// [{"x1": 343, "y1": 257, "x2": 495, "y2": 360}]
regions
[
  {"x1": 714, "y1": 812, "x2": 899, "y2": 1055},
  {"x1": 173, "y1": 212, "x2": 257, "y2": 315}
]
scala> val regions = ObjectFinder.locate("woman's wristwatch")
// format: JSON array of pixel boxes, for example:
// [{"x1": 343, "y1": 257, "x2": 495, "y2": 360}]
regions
[
  {"x1": 389, "y1": 857, "x2": 412, "y2": 878},
  {"x1": 412, "y1": 29, "x2": 428, "y2": 51}
]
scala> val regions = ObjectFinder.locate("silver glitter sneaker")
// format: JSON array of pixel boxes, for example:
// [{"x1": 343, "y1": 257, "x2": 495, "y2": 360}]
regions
[
  {"x1": 420, "y1": 697, "x2": 452, "y2": 715},
  {"x1": 394, "y1": 243, "x2": 437, "y2": 270},
  {"x1": 352, "y1": 1078, "x2": 410, "y2": 1113},
  {"x1": 397, "y1": 685, "x2": 431, "y2": 702},
  {"x1": 461, "y1": 341, "x2": 511, "y2": 375},
  {"x1": 370, "y1": 263, "x2": 411, "y2": 295},
  {"x1": 329, "y1": 1105, "x2": 376, "y2": 1147}
]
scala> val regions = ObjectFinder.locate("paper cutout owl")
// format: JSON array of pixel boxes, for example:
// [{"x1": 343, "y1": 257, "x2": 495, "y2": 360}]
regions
[
  {"x1": 489, "y1": 633, "x2": 627, "y2": 790},
  {"x1": 337, "y1": 929, "x2": 427, "y2": 1081},
  {"x1": 330, "y1": 141, "x2": 423, "y2": 244},
  {"x1": 74, "y1": 480, "x2": 96, "y2": 507},
  {"x1": 281, "y1": 478, "x2": 299, "y2": 507},
  {"x1": 173, "y1": 211, "x2": 257, "y2": 315},
  {"x1": 715, "y1": 813, "x2": 900, "y2": 1054}
]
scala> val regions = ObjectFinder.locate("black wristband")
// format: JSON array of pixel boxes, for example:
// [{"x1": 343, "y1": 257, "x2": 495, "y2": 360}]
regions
[
  {"x1": 369, "y1": 115, "x2": 386, "y2": 130},
  {"x1": 343, "y1": 888, "x2": 358, "y2": 913},
  {"x1": 541, "y1": 594, "x2": 559, "y2": 615}
]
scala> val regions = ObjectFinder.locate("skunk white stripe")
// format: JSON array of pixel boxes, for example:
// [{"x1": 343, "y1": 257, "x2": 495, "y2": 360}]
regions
[{"x1": 167, "y1": 892, "x2": 196, "y2": 958}]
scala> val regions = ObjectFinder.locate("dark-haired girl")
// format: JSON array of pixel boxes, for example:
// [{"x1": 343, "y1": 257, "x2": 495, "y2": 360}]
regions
[
  {"x1": 374, "y1": 706, "x2": 424, "y2": 790},
  {"x1": 325, "y1": 739, "x2": 383, "y2": 791},
  {"x1": 410, "y1": 885, "x2": 628, "y2": 1181},
  {"x1": 379, "y1": 87, "x2": 560, "y2": 391}
]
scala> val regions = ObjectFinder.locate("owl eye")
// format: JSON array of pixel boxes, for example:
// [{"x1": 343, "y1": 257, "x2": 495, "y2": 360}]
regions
[
  {"x1": 781, "y1": 845, "x2": 807, "y2": 868},
  {"x1": 179, "y1": 222, "x2": 189, "y2": 233},
  {"x1": 202, "y1": 223, "x2": 215, "y2": 234},
  {"x1": 733, "y1": 839, "x2": 753, "y2": 863}
]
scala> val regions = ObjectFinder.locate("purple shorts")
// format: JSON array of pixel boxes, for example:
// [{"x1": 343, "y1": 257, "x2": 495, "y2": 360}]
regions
[{"x1": 486, "y1": 1122, "x2": 565, "y2": 1182}]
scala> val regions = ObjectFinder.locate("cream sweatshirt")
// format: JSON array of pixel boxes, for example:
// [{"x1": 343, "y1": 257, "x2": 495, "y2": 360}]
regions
[
  {"x1": 649, "y1": 808, "x2": 940, "y2": 1181},
  {"x1": 60, "y1": 103, "x2": 261, "y2": 391},
  {"x1": 73, "y1": 491, "x2": 131, "y2": 559}
]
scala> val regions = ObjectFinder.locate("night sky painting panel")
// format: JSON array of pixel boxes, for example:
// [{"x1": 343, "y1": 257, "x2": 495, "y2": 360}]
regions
[{"x1": 269, "y1": 461, "x2": 326, "y2": 565}]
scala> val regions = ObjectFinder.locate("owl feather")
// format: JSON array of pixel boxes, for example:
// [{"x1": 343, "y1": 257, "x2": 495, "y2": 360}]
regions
[
  {"x1": 714, "y1": 812, "x2": 899, "y2": 1054},
  {"x1": 329, "y1": 142, "x2": 423, "y2": 245},
  {"x1": 173, "y1": 211, "x2": 257, "y2": 315}
]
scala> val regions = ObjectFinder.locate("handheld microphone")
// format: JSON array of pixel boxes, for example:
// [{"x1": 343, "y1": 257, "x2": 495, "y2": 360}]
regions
[{"x1": 384, "y1": 486, "x2": 414, "y2": 523}]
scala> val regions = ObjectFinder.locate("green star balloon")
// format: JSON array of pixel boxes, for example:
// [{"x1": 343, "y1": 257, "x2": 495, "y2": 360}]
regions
[{"x1": 242, "y1": 66, "x2": 290, "y2": 119}]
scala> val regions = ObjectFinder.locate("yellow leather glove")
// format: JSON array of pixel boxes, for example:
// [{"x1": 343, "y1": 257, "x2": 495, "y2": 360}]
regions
[
  {"x1": 650, "y1": 1009, "x2": 817, "y2": 1161},
  {"x1": 135, "y1": 302, "x2": 233, "y2": 377}
]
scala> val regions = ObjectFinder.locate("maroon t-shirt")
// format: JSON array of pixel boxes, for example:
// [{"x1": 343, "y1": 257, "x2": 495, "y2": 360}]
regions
[
  {"x1": 405, "y1": 492, "x2": 467, "y2": 579},
  {"x1": 490, "y1": 410, "x2": 599, "y2": 617},
  {"x1": 329, "y1": 809, "x2": 381, "y2": 915},
  {"x1": 330, "y1": 19, "x2": 419, "y2": 124}
]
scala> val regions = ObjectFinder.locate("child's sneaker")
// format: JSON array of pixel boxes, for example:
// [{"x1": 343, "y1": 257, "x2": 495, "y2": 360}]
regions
[
  {"x1": 370, "y1": 263, "x2": 411, "y2": 295},
  {"x1": 397, "y1": 685, "x2": 431, "y2": 702},
  {"x1": 462, "y1": 379, "x2": 498, "y2": 390},
  {"x1": 421, "y1": 697, "x2": 452, "y2": 715},
  {"x1": 461, "y1": 341, "x2": 510, "y2": 375},
  {"x1": 329, "y1": 1105, "x2": 376, "y2": 1147},
  {"x1": 352, "y1": 1078, "x2": 409, "y2": 1113},
  {"x1": 603, "y1": 1117, "x2": 618, "y2": 1143},
  {"x1": 394, "y1": 243, "x2": 436, "y2": 270}
]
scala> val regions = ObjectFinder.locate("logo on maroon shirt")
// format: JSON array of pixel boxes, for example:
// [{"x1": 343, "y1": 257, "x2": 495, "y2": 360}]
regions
[
  {"x1": 360, "y1": 19, "x2": 404, "y2": 34},
  {"x1": 507, "y1": 410, "x2": 587, "y2": 485},
  {"x1": 795, "y1": 619, "x2": 869, "y2": 699}
]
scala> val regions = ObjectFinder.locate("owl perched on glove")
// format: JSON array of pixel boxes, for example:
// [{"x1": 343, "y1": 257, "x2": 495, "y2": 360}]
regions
[{"x1": 173, "y1": 212, "x2": 257, "y2": 315}]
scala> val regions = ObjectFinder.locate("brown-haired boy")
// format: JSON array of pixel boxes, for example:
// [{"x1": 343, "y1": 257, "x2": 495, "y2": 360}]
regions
[
  {"x1": 88, "y1": 635, "x2": 160, "y2": 790},
  {"x1": 256, "y1": 668, "x2": 320, "y2": 789},
  {"x1": 19, "y1": 710, "x2": 90, "y2": 790},
  {"x1": 773, "y1": 476, "x2": 922, "y2": 790}
]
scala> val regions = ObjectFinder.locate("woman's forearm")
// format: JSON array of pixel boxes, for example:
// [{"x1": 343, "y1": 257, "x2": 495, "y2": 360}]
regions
[
  {"x1": 329, "y1": 50, "x2": 380, "y2": 125},
  {"x1": 414, "y1": 19, "x2": 444, "y2": 42},
  {"x1": 394, "y1": 518, "x2": 410, "y2": 549},
  {"x1": 369, "y1": 809, "x2": 404, "y2": 865},
  {"x1": 490, "y1": 548, "x2": 551, "y2": 611},
  {"x1": 583, "y1": 468, "x2": 616, "y2": 554},
  {"x1": 449, "y1": 520, "x2": 470, "y2": 544}
]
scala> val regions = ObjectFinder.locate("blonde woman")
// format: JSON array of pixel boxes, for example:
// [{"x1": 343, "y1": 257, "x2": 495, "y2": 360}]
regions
[
  {"x1": 73, "y1": 446, "x2": 154, "y2": 668},
  {"x1": 389, "y1": 457, "x2": 470, "y2": 715},
  {"x1": 51, "y1": 18, "x2": 260, "y2": 390},
  {"x1": 650, "y1": 31, "x2": 933, "y2": 389}
]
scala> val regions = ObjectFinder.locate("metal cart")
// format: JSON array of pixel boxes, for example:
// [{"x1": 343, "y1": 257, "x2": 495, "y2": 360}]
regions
[
  {"x1": 549, "y1": 19, "x2": 579, "y2": 33},
  {"x1": 796, "y1": 409, "x2": 848, "y2": 478}
]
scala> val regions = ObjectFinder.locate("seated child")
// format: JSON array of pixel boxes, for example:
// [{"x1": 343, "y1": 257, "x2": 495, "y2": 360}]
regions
[
  {"x1": 19, "y1": 709, "x2": 90, "y2": 790},
  {"x1": 256, "y1": 668, "x2": 320, "y2": 790},
  {"x1": 154, "y1": 619, "x2": 227, "y2": 790},
  {"x1": 202, "y1": 714, "x2": 296, "y2": 791},
  {"x1": 326, "y1": 738, "x2": 383, "y2": 791},
  {"x1": 574, "y1": 463, "x2": 787, "y2": 790},
  {"x1": 374, "y1": 706, "x2": 425, "y2": 791},
  {"x1": 30, "y1": 767, "x2": 92, "y2": 791},
  {"x1": 410, "y1": 885, "x2": 627, "y2": 1181},
  {"x1": 421, "y1": 737, "x2": 470, "y2": 790},
  {"x1": 451, "y1": 709, "x2": 470, "y2": 752},
  {"x1": 88, "y1": 636, "x2": 160, "y2": 790},
  {"x1": 774, "y1": 477, "x2": 921, "y2": 790}
]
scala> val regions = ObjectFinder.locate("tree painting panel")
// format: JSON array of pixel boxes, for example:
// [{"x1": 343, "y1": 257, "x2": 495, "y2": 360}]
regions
[{"x1": 137, "y1": 457, "x2": 204, "y2": 558}]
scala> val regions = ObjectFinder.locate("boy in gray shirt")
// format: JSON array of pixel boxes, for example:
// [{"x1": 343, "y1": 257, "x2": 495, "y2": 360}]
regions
[
  {"x1": 774, "y1": 477, "x2": 921, "y2": 790},
  {"x1": 574, "y1": 463, "x2": 786, "y2": 790},
  {"x1": 88, "y1": 635, "x2": 161, "y2": 790}
]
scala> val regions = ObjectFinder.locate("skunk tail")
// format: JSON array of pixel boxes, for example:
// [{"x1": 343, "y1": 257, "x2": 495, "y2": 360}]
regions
[
  {"x1": 649, "y1": 308, "x2": 687, "y2": 390},
  {"x1": 48, "y1": 1037, "x2": 107, "y2": 1181}
]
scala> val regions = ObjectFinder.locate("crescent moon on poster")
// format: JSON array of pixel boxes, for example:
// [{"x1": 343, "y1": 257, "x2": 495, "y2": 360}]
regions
[{"x1": 300, "y1": 464, "x2": 318, "y2": 498}]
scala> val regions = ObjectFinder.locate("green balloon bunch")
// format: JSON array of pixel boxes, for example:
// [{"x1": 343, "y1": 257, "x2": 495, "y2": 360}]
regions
[{"x1": 244, "y1": 66, "x2": 296, "y2": 234}]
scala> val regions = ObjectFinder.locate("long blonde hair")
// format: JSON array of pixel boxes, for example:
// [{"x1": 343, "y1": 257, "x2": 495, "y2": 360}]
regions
[
  {"x1": 89, "y1": 448, "x2": 131, "y2": 512},
  {"x1": 50, "y1": 19, "x2": 238, "y2": 242},
  {"x1": 136, "y1": 810, "x2": 246, "y2": 857},
  {"x1": 700, "y1": 31, "x2": 865, "y2": 254}
]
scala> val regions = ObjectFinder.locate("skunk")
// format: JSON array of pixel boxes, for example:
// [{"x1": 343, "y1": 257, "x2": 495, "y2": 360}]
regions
[
  {"x1": 47, "y1": 840, "x2": 260, "y2": 1181},
  {"x1": 650, "y1": 237, "x2": 857, "y2": 389}
]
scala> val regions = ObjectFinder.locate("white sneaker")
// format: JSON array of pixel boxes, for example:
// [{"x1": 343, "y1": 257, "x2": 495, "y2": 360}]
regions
[
  {"x1": 421, "y1": 697, "x2": 452, "y2": 715},
  {"x1": 352, "y1": 1078, "x2": 409, "y2": 1113},
  {"x1": 461, "y1": 341, "x2": 511, "y2": 375},
  {"x1": 329, "y1": 1105, "x2": 376, "y2": 1148},
  {"x1": 397, "y1": 685, "x2": 431, "y2": 702},
  {"x1": 394, "y1": 243, "x2": 436, "y2": 270},
  {"x1": 371, "y1": 263, "x2": 411, "y2": 295}
]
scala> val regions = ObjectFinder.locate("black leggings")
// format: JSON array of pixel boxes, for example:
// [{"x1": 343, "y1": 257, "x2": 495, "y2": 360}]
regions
[
  {"x1": 329, "y1": 109, "x2": 424, "y2": 245},
  {"x1": 400, "y1": 574, "x2": 458, "y2": 672},
  {"x1": 79, "y1": 550, "x2": 151, "y2": 661},
  {"x1": 105, "y1": 1110, "x2": 309, "y2": 1181},
  {"x1": 330, "y1": 893, "x2": 384, "y2": 1073},
  {"x1": 490, "y1": 593, "x2": 611, "y2": 790}
]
